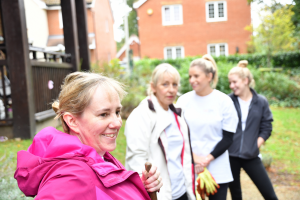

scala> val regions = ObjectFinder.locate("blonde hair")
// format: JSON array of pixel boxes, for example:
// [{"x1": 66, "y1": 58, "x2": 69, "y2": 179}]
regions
[
  {"x1": 52, "y1": 71, "x2": 126, "y2": 133},
  {"x1": 228, "y1": 60, "x2": 255, "y2": 88},
  {"x1": 190, "y1": 54, "x2": 218, "y2": 88},
  {"x1": 147, "y1": 63, "x2": 180, "y2": 95}
]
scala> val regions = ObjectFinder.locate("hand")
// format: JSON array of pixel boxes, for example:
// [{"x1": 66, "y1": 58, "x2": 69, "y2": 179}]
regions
[
  {"x1": 257, "y1": 137, "x2": 265, "y2": 148},
  {"x1": 195, "y1": 163, "x2": 204, "y2": 174},
  {"x1": 194, "y1": 153, "x2": 214, "y2": 168},
  {"x1": 141, "y1": 165, "x2": 163, "y2": 192}
]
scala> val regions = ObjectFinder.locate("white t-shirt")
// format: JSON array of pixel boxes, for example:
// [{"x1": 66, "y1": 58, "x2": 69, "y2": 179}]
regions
[
  {"x1": 177, "y1": 90, "x2": 238, "y2": 184},
  {"x1": 164, "y1": 109, "x2": 186, "y2": 199},
  {"x1": 238, "y1": 97, "x2": 252, "y2": 131}
]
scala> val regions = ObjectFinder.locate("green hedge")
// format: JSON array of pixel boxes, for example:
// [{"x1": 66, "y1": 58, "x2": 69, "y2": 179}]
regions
[
  {"x1": 96, "y1": 56, "x2": 300, "y2": 118},
  {"x1": 136, "y1": 51, "x2": 300, "y2": 69},
  {"x1": 134, "y1": 59, "x2": 300, "y2": 108}
]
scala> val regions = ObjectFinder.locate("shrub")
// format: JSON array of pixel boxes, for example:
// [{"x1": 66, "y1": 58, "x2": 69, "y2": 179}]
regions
[
  {"x1": 272, "y1": 51, "x2": 300, "y2": 68},
  {"x1": 92, "y1": 59, "x2": 152, "y2": 119},
  {"x1": 92, "y1": 57, "x2": 300, "y2": 118},
  {"x1": 255, "y1": 72, "x2": 300, "y2": 107},
  {"x1": 138, "y1": 51, "x2": 300, "y2": 69}
]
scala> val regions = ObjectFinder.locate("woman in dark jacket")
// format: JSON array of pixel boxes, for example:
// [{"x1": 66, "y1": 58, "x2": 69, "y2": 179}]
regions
[{"x1": 227, "y1": 60, "x2": 278, "y2": 200}]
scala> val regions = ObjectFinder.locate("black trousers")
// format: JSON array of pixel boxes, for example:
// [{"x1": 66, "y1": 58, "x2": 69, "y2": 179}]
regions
[
  {"x1": 174, "y1": 192, "x2": 188, "y2": 200},
  {"x1": 209, "y1": 183, "x2": 229, "y2": 200},
  {"x1": 229, "y1": 156, "x2": 278, "y2": 200}
]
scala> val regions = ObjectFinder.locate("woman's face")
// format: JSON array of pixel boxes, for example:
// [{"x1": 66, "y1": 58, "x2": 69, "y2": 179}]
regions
[
  {"x1": 152, "y1": 73, "x2": 178, "y2": 110},
  {"x1": 228, "y1": 74, "x2": 249, "y2": 96},
  {"x1": 74, "y1": 86, "x2": 122, "y2": 156},
  {"x1": 189, "y1": 66, "x2": 212, "y2": 94}
]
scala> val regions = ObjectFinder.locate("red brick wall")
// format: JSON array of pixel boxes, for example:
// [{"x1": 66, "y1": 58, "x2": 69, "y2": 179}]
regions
[
  {"x1": 118, "y1": 41, "x2": 141, "y2": 60},
  {"x1": 92, "y1": 0, "x2": 117, "y2": 63},
  {"x1": 46, "y1": 1, "x2": 116, "y2": 64},
  {"x1": 47, "y1": 9, "x2": 94, "y2": 36},
  {"x1": 47, "y1": 10, "x2": 63, "y2": 35},
  {"x1": 137, "y1": 0, "x2": 251, "y2": 59},
  {"x1": 87, "y1": 9, "x2": 95, "y2": 34}
]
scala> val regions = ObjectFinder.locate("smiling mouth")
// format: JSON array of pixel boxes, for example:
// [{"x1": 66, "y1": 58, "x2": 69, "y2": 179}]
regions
[{"x1": 104, "y1": 134, "x2": 116, "y2": 138}]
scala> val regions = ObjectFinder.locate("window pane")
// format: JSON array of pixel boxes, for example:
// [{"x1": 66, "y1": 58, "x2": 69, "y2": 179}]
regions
[
  {"x1": 167, "y1": 48, "x2": 172, "y2": 59},
  {"x1": 209, "y1": 4, "x2": 214, "y2": 18},
  {"x1": 164, "y1": 7, "x2": 171, "y2": 21},
  {"x1": 218, "y1": 3, "x2": 224, "y2": 17},
  {"x1": 176, "y1": 48, "x2": 181, "y2": 58},
  {"x1": 174, "y1": 6, "x2": 180, "y2": 21},
  {"x1": 210, "y1": 46, "x2": 216, "y2": 56},
  {"x1": 220, "y1": 45, "x2": 225, "y2": 56}
]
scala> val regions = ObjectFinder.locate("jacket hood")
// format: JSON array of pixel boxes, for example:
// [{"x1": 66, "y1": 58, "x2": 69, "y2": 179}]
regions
[{"x1": 14, "y1": 127, "x2": 124, "y2": 197}]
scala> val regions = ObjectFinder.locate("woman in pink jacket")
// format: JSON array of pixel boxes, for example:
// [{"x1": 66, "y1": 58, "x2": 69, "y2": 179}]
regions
[{"x1": 14, "y1": 72, "x2": 163, "y2": 200}]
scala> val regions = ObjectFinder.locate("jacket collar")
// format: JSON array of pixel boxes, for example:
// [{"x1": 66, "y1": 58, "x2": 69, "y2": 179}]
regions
[
  {"x1": 147, "y1": 95, "x2": 182, "y2": 116},
  {"x1": 147, "y1": 95, "x2": 173, "y2": 139},
  {"x1": 231, "y1": 88, "x2": 258, "y2": 104}
]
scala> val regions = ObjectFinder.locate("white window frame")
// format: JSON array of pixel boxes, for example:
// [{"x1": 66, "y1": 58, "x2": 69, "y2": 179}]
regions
[
  {"x1": 162, "y1": 4, "x2": 183, "y2": 26},
  {"x1": 164, "y1": 46, "x2": 185, "y2": 59},
  {"x1": 205, "y1": 1, "x2": 227, "y2": 22},
  {"x1": 207, "y1": 43, "x2": 228, "y2": 56},
  {"x1": 59, "y1": 10, "x2": 63, "y2": 29}
]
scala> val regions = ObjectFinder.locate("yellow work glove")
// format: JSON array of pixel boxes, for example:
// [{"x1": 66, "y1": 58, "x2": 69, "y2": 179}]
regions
[{"x1": 195, "y1": 167, "x2": 220, "y2": 200}]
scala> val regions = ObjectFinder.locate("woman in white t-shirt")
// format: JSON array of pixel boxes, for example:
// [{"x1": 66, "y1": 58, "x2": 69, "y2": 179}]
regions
[
  {"x1": 177, "y1": 55, "x2": 238, "y2": 200},
  {"x1": 125, "y1": 64, "x2": 195, "y2": 200},
  {"x1": 228, "y1": 61, "x2": 278, "y2": 200}
]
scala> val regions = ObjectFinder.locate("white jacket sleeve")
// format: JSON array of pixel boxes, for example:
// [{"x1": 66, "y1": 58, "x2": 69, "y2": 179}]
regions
[{"x1": 124, "y1": 106, "x2": 154, "y2": 175}]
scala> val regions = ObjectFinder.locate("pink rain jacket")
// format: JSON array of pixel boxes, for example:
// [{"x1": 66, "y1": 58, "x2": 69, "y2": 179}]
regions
[{"x1": 14, "y1": 127, "x2": 151, "y2": 200}]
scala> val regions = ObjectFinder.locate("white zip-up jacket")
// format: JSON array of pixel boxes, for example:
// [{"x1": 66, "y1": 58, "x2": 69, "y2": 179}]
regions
[{"x1": 125, "y1": 95, "x2": 195, "y2": 200}]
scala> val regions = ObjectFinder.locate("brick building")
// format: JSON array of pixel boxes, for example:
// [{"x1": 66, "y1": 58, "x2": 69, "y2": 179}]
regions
[
  {"x1": 116, "y1": 35, "x2": 141, "y2": 61},
  {"x1": 133, "y1": 0, "x2": 251, "y2": 59},
  {"x1": 25, "y1": 0, "x2": 116, "y2": 63}
]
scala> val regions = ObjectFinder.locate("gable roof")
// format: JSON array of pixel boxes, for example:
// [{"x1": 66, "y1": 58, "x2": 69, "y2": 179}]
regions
[
  {"x1": 116, "y1": 35, "x2": 140, "y2": 58},
  {"x1": 133, "y1": 0, "x2": 148, "y2": 9}
]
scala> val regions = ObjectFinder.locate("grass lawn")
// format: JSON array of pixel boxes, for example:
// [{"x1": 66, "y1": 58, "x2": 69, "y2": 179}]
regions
[
  {"x1": 260, "y1": 107, "x2": 300, "y2": 174},
  {"x1": 0, "y1": 107, "x2": 299, "y2": 176}
]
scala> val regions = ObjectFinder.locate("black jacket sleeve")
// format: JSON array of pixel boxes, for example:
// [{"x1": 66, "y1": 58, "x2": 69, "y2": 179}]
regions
[
  {"x1": 258, "y1": 96, "x2": 273, "y2": 141},
  {"x1": 210, "y1": 130, "x2": 234, "y2": 159}
]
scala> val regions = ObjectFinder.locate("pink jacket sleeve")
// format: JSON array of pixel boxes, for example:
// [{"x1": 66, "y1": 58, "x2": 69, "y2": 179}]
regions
[{"x1": 35, "y1": 160, "x2": 97, "y2": 200}]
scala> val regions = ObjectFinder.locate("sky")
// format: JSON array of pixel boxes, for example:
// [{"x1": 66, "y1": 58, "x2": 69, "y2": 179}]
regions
[{"x1": 111, "y1": 0, "x2": 295, "y2": 42}]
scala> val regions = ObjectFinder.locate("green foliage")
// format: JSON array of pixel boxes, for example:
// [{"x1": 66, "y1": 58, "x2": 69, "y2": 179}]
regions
[
  {"x1": 291, "y1": 0, "x2": 300, "y2": 29},
  {"x1": 0, "y1": 177, "x2": 33, "y2": 200},
  {"x1": 0, "y1": 140, "x2": 33, "y2": 200},
  {"x1": 135, "y1": 57, "x2": 300, "y2": 108},
  {"x1": 246, "y1": 5, "x2": 297, "y2": 67},
  {"x1": 118, "y1": 0, "x2": 139, "y2": 39},
  {"x1": 110, "y1": 120, "x2": 126, "y2": 164},
  {"x1": 92, "y1": 59, "x2": 152, "y2": 118},
  {"x1": 255, "y1": 72, "x2": 300, "y2": 107},
  {"x1": 138, "y1": 51, "x2": 300, "y2": 69},
  {"x1": 126, "y1": 0, "x2": 139, "y2": 37}
]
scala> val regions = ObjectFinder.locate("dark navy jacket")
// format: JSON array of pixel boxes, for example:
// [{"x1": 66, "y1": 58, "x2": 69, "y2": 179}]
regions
[{"x1": 228, "y1": 88, "x2": 273, "y2": 159}]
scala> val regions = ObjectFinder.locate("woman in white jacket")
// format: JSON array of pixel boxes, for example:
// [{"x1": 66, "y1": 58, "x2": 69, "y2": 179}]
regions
[{"x1": 125, "y1": 63, "x2": 195, "y2": 200}]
